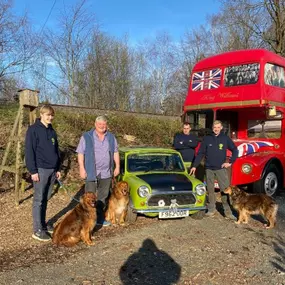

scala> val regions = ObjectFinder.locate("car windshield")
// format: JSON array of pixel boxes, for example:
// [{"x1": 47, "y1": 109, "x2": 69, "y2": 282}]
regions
[{"x1": 127, "y1": 153, "x2": 185, "y2": 172}]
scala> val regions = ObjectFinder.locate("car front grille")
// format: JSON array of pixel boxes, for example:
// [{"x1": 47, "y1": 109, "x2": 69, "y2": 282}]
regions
[{"x1": 147, "y1": 193, "x2": 196, "y2": 206}]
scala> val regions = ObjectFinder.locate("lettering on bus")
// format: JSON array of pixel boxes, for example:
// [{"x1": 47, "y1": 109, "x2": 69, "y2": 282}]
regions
[
  {"x1": 218, "y1": 92, "x2": 239, "y2": 99},
  {"x1": 224, "y1": 63, "x2": 260, "y2": 87},
  {"x1": 201, "y1": 94, "x2": 215, "y2": 101},
  {"x1": 264, "y1": 63, "x2": 285, "y2": 88}
]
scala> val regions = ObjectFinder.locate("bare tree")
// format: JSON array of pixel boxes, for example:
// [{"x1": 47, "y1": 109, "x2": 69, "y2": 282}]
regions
[
  {"x1": 136, "y1": 32, "x2": 181, "y2": 113},
  {"x1": 218, "y1": 0, "x2": 285, "y2": 55},
  {"x1": 209, "y1": 9, "x2": 259, "y2": 52},
  {"x1": 177, "y1": 27, "x2": 215, "y2": 113},
  {"x1": 77, "y1": 31, "x2": 133, "y2": 110},
  {"x1": 130, "y1": 50, "x2": 154, "y2": 112},
  {"x1": 40, "y1": 0, "x2": 95, "y2": 104},
  {"x1": 0, "y1": 0, "x2": 34, "y2": 97}
]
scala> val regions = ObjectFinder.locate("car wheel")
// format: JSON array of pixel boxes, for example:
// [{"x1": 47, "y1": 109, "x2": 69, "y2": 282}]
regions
[
  {"x1": 125, "y1": 204, "x2": 137, "y2": 223},
  {"x1": 190, "y1": 210, "x2": 205, "y2": 220},
  {"x1": 252, "y1": 164, "x2": 281, "y2": 197}
]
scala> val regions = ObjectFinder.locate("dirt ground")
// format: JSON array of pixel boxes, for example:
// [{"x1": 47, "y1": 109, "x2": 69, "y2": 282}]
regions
[{"x1": 1, "y1": 183, "x2": 285, "y2": 285}]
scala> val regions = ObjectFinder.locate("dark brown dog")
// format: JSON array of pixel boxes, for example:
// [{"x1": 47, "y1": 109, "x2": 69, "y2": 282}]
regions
[
  {"x1": 52, "y1": 192, "x2": 97, "y2": 247},
  {"x1": 224, "y1": 185, "x2": 278, "y2": 229},
  {"x1": 105, "y1": 181, "x2": 130, "y2": 225}
]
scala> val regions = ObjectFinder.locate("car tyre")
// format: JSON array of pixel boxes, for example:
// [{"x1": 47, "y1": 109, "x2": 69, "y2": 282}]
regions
[
  {"x1": 191, "y1": 210, "x2": 205, "y2": 220},
  {"x1": 125, "y1": 204, "x2": 137, "y2": 223},
  {"x1": 252, "y1": 164, "x2": 281, "y2": 197}
]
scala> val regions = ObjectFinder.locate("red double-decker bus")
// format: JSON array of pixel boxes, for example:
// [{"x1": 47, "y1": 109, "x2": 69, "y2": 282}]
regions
[{"x1": 183, "y1": 49, "x2": 285, "y2": 196}]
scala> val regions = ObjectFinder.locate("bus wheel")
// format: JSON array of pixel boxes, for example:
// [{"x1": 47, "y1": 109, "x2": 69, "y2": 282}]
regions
[{"x1": 253, "y1": 165, "x2": 280, "y2": 197}]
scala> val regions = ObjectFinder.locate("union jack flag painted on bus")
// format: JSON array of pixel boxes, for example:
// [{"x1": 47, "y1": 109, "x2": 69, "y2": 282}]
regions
[
  {"x1": 237, "y1": 141, "x2": 274, "y2": 157},
  {"x1": 192, "y1": 69, "x2": 222, "y2": 91}
]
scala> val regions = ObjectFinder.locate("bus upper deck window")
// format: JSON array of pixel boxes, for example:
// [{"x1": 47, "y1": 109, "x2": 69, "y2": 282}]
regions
[
  {"x1": 224, "y1": 63, "x2": 260, "y2": 86},
  {"x1": 264, "y1": 63, "x2": 285, "y2": 88}
]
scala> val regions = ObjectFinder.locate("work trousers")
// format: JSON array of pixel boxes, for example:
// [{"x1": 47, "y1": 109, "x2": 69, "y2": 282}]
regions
[
  {"x1": 85, "y1": 177, "x2": 112, "y2": 223},
  {"x1": 205, "y1": 168, "x2": 232, "y2": 213}
]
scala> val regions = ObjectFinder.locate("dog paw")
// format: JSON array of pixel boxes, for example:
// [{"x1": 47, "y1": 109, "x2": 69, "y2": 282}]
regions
[
  {"x1": 235, "y1": 221, "x2": 241, "y2": 224},
  {"x1": 264, "y1": 224, "x2": 273, "y2": 229}
]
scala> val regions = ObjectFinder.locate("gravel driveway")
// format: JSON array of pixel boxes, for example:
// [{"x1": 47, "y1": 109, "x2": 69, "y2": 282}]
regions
[{"x1": 1, "y1": 190, "x2": 285, "y2": 285}]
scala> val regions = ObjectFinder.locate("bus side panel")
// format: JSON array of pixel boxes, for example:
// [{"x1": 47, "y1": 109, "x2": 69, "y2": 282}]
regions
[{"x1": 231, "y1": 152, "x2": 283, "y2": 185}]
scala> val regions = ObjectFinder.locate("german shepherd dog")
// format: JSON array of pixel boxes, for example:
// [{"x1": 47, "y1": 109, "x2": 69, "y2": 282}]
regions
[
  {"x1": 52, "y1": 192, "x2": 97, "y2": 247},
  {"x1": 224, "y1": 185, "x2": 278, "y2": 229}
]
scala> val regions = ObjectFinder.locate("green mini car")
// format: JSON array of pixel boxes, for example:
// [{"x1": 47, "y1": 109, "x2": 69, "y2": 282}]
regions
[{"x1": 118, "y1": 147, "x2": 207, "y2": 223}]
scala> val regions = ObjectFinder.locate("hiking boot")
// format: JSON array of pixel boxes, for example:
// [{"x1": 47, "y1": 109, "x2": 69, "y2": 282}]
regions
[
  {"x1": 205, "y1": 210, "x2": 216, "y2": 217},
  {"x1": 32, "y1": 230, "x2": 51, "y2": 242},
  {"x1": 224, "y1": 211, "x2": 236, "y2": 220},
  {"x1": 43, "y1": 224, "x2": 54, "y2": 234},
  {"x1": 96, "y1": 220, "x2": 112, "y2": 227}
]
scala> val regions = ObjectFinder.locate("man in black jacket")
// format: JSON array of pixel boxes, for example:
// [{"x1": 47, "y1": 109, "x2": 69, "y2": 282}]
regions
[
  {"x1": 25, "y1": 105, "x2": 61, "y2": 241},
  {"x1": 190, "y1": 120, "x2": 238, "y2": 219},
  {"x1": 173, "y1": 122, "x2": 199, "y2": 171}
]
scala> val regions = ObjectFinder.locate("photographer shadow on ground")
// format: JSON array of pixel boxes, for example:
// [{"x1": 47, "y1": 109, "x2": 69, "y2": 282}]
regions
[{"x1": 119, "y1": 238, "x2": 181, "y2": 285}]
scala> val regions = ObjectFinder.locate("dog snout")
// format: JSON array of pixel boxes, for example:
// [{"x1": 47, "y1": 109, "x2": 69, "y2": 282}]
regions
[{"x1": 123, "y1": 187, "x2": 129, "y2": 195}]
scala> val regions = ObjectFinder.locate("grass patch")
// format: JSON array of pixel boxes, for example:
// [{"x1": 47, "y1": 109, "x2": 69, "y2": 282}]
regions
[{"x1": 0, "y1": 104, "x2": 181, "y2": 181}]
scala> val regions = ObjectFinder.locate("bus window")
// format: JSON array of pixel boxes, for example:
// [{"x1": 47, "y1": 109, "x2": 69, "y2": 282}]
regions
[
  {"x1": 224, "y1": 63, "x2": 260, "y2": 86},
  {"x1": 247, "y1": 120, "x2": 281, "y2": 139},
  {"x1": 264, "y1": 63, "x2": 285, "y2": 88},
  {"x1": 216, "y1": 110, "x2": 238, "y2": 138},
  {"x1": 184, "y1": 110, "x2": 214, "y2": 139},
  {"x1": 191, "y1": 69, "x2": 222, "y2": 91}
]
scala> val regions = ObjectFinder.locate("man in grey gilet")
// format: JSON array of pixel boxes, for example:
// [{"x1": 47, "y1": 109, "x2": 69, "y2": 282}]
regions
[{"x1": 76, "y1": 115, "x2": 120, "y2": 226}]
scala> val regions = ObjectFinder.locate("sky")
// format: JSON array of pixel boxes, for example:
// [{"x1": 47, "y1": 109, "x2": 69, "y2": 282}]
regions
[{"x1": 13, "y1": 0, "x2": 220, "y2": 43}]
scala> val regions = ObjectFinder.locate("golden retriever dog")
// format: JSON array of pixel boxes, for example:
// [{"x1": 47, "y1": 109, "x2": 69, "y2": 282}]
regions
[
  {"x1": 224, "y1": 185, "x2": 278, "y2": 229},
  {"x1": 52, "y1": 192, "x2": 97, "y2": 247},
  {"x1": 105, "y1": 181, "x2": 130, "y2": 225}
]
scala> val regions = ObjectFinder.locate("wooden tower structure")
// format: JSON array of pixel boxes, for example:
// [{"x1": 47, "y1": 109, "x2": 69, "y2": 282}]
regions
[{"x1": 0, "y1": 89, "x2": 39, "y2": 205}]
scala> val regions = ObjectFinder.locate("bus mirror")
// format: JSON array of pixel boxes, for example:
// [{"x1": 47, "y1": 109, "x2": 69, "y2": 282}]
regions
[
  {"x1": 266, "y1": 107, "x2": 283, "y2": 119},
  {"x1": 267, "y1": 106, "x2": 277, "y2": 117}
]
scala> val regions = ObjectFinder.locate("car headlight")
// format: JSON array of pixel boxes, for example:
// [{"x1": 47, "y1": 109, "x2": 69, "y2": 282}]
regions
[
  {"x1": 242, "y1": 163, "x2": 252, "y2": 174},
  {"x1": 195, "y1": 184, "x2": 206, "y2": 196},
  {"x1": 137, "y1": 185, "x2": 150, "y2": 197}
]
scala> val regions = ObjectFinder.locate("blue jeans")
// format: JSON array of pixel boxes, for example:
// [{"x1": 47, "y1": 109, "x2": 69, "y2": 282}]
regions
[{"x1": 32, "y1": 168, "x2": 56, "y2": 232}]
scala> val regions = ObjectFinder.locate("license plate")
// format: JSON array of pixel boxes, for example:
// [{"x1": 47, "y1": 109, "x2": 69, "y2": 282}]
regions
[{"x1": 159, "y1": 210, "x2": 189, "y2": 219}]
